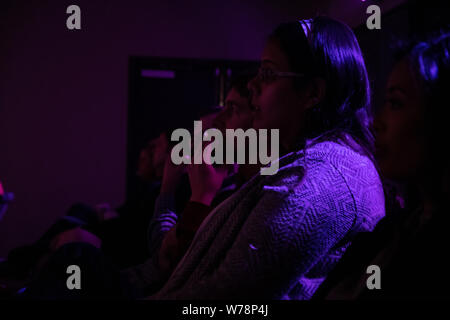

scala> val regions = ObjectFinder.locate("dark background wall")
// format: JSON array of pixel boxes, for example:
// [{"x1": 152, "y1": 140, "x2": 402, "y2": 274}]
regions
[
  {"x1": 2, "y1": 0, "x2": 445, "y2": 257},
  {"x1": 0, "y1": 0, "x2": 320, "y2": 257}
]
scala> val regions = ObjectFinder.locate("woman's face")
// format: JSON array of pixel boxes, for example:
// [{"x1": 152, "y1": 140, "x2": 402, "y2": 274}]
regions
[
  {"x1": 248, "y1": 38, "x2": 310, "y2": 149},
  {"x1": 137, "y1": 133, "x2": 168, "y2": 181},
  {"x1": 374, "y1": 58, "x2": 426, "y2": 181},
  {"x1": 213, "y1": 87, "x2": 253, "y2": 132}
]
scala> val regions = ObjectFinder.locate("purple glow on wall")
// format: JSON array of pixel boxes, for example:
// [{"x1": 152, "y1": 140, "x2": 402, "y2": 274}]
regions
[
  {"x1": 141, "y1": 69, "x2": 176, "y2": 79},
  {"x1": 0, "y1": 0, "x2": 333, "y2": 257}
]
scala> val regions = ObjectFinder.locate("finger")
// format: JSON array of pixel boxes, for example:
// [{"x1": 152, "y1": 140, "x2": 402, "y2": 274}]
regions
[
  {"x1": 193, "y1": 141, "x2": 203, "y2": 165},
  {"x1": 184, "y1": 154, "x2": 191, "y2": 164},
  {"x1": 203, "y1": 142, "x2": 214, "y2": 165}
]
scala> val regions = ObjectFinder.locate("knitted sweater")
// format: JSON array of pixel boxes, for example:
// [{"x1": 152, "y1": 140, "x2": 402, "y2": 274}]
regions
[{"x1": 124, "y1": 139, "x2": 385, "y2": 300}]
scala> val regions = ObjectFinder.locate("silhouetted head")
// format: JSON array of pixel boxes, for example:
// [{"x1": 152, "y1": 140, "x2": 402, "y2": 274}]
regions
[
  {"x1": 213, "y1": 74, "x2": 254, "y2": 133},
  {"x1": 137, "y1": 132, "x2": 169, "y2": 181}
]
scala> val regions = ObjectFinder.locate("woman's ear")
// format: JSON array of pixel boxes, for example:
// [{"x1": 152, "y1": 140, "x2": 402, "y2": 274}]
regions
[{"x1": 303, "y1": 77, "x2": 326, "y2": 110}]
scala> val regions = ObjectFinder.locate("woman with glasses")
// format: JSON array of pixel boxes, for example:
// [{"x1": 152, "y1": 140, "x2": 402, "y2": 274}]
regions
[
  {"x1": 147, "y1": 17, "x2": 385, "y2": 300},
  {"x1": 22, "y1": 17, "x2": 385, "y2": 300}
]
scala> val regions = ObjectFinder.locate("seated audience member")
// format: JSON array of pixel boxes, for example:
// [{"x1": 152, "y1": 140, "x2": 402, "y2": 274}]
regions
[
  {"x1": 122, "y1": 74, "x2": 258, "y2": 296},
  {"x1": 17, "y1": 80, "x2": 252, "y2": 299},
  {"x1": 314, "y1": 30, "x2": 450, "y2": 299},
  {"x1": 99, "y1": 131, "x2": 191, "y2": 268},
  {"x1": 0, "y1": 181, "x2": 14, "y2": 222},
  {"x1": 23, "y1": 17, "x2": 386, "y2": 300},
  {"x1": 145, "y1": 17, "x2": 384, "y2": 300},
  {"x1": 0, "y1": 132, "x2": 182, "y2": 298}
]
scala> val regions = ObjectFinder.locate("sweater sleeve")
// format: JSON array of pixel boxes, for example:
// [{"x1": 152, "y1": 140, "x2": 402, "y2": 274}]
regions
[
  {"x1": 119, "y1": 192, "x2": 180, "y2": 297},
  {"x1": 155, "y1": 160, "x2": 359, "y2": 300},
  {"x1": 163, "y1": 201, "x2": 213, "y2": 270},
  {"x1": 121, "y1": 197, "x2": 213, "y2": 297},
  {"x1": 147, "y1": 192, "x2": 179, "y2": 257},
  {"x1": 119, "y1": 251, "x2": 166, "y2": 298}
]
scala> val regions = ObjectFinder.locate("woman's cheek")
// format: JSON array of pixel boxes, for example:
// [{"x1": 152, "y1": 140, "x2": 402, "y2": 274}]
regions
[
  {"x1": 389, "y1": 124, "x2": 424, "y2": 178},
  {"x1": 256, "y1": 82, "x2": 292, "y2": 129}
]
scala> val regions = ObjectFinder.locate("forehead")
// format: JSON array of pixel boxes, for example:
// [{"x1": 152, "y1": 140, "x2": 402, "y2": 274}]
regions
[{"x1": 261, "y1": 38, "x2": 290, "y2": 70}]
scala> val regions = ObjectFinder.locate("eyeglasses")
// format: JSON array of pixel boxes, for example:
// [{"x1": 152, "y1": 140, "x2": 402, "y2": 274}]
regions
[{"x1": 256, "y1": 67, "x2": 305, "y2": 83}]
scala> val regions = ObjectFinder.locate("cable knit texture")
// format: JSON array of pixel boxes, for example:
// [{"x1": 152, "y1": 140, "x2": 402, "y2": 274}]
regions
[{"x1": 126, "y1": 139, "x2": 385, "y2": 300}]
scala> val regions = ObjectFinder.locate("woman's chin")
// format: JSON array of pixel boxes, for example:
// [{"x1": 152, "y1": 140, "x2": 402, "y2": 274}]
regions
[{"x1": 251, "y1": 120, "x2": 268, "y2": 131}]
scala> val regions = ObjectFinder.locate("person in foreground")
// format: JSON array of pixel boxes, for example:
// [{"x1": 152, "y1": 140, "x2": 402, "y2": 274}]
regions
[
  {"x1": 146, "y1": 17, "x2": 385, "y2": 300},
  {"x1": 19, "y1": 17, "x2": 385, "y2": 300}
]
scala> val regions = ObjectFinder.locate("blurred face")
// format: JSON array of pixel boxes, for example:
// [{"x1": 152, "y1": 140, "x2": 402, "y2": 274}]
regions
[
  {"x1": 213, "y1": 87, "x2": 253, "y2": 132},
  {"x1": 374, "y1": 59, "x2": 426, "y2": 181},
  {"x1": 248, "y1": 38, "x2": 310, "y2": 150},
  {"x1": 137, "y1": 132, "x2": 168, "y2": 181},
  {"x1": 200, "y1": 111, "x2": 220, "y2": 130}
]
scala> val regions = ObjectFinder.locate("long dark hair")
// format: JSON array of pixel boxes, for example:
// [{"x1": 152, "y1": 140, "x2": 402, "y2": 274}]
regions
[{"x1": 270, "y1": 17, "x2": 373, "y2": 156}]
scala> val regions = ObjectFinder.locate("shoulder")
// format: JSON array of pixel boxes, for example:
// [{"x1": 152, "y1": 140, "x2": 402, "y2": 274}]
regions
[
  {"x1": 269, "y1": 140, "x2": 379, "y2": 189},
  {"x1": 301, "y1": 140, "x2": 385, "y2": 230},
  {"x1": 293, "y1": 139, "x2": 381, "y2": 187},
  {"x1": 304, "y1": 139, "x2": 374, "y2": 169},
  {"x1": 259, "y1": 139, "x2": 384, "y2": 224}
]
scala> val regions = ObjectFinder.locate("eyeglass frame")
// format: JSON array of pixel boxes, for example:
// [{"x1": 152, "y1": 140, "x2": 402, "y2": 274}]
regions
[{"x1": 255, "y1": 66, "x2": 305, "y2": 83}]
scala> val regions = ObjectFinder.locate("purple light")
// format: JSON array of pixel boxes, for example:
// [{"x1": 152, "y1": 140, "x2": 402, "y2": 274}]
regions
[{"x1": 141, "y1": 69, "x2": 175, "y2": 79}]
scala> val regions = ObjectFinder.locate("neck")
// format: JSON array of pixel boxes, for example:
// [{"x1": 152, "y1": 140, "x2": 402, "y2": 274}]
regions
[{"x1": 408, "y1": 178, "x2": 435, "y2": 220}]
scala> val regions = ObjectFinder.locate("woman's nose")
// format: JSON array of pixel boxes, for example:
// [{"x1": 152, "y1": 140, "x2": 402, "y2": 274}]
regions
[{"x1": 247, "y1": 76, "x2": 260, "y2": 97}]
